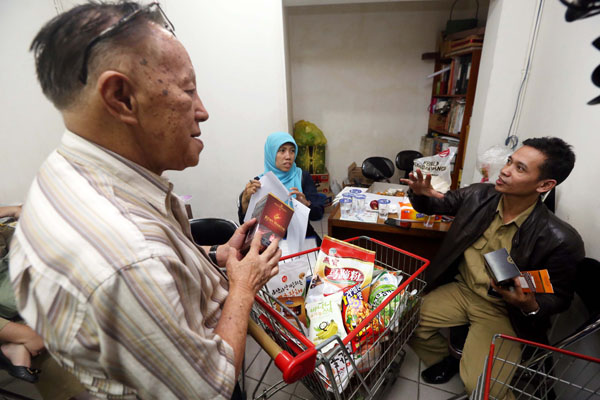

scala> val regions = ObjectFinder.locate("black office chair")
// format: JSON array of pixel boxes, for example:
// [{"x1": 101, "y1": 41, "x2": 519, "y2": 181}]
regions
[
  {"x1": 361, "y1": 156, "x2": 395, "y2": 182},
  {"x1": 395, "y1": 150, "x2": 422, "y2": 180},
  {"x1": 189, "y1": 217, "x2": 238, "y2": 246}
]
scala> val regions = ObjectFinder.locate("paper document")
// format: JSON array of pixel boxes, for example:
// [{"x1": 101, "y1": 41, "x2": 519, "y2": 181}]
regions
[
  {"x1": 244, "y1": 171, "x2": 289, "y2": 222},
  {"x1": 243, "y1": 171, "x2": 310, "y2": 254},
  {"x1": 286, "y1": 198, "x2": 309, "y2": 254}
]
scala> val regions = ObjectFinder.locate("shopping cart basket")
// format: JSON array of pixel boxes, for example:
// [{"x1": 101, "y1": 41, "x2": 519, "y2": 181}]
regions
[
  {"x1": 472, "y1": 334, "x2": 600, "y2": 399},
  {"x1": 248, "y1": 236, "x2": 430, "y2": 400}
]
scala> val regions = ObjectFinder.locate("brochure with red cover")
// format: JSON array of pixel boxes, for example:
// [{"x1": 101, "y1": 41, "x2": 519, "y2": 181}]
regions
[{"x1": 243, "y1": 193, "x2": 294, "y2": 253}]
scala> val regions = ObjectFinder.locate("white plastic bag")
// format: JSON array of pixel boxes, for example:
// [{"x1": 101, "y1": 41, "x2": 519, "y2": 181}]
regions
[
  {"x1": 413, "y1": 147, "x2": 457, "y2": 193},
  {"x1": 476, "y1": 145, "x2": 512, "y2": 183}
]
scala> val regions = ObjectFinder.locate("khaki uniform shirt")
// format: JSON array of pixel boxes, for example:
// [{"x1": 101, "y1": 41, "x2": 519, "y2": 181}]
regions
[{"x1": 457, "y1": 197, "x2": 536, "y2": 304}]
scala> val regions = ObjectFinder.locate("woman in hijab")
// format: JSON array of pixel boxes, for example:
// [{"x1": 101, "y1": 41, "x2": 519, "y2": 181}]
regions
[{"x1": 237, "y1": 132, "x2": 325, "y2": 245}]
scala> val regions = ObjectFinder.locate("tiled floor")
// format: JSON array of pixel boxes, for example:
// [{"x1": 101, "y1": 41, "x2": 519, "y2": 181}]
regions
[{"x1": 1, "y1": 213, "x2": 465, "y2": 400}]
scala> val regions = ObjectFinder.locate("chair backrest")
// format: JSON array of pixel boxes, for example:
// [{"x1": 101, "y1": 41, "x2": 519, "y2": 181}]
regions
[
  {"x1": 395, "y1": 150, "x2": 423, "y2": 180},
  {"x1": 361, "y1": 157, "x2": 395, "y2": 181},
  {"x1": 189, "y1": 218, "x2": 238, "y2": 246}
]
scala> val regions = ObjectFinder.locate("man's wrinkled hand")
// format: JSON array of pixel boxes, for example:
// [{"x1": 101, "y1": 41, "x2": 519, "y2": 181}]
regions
[
  {"x1": 223, "y1": 218, "x2": 257, "y2": 260},
  {"x1": 226, "y1": 231, "x2": 281, "y2": 295}
]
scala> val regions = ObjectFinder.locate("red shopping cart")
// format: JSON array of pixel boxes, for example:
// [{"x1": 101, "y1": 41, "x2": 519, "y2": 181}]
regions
[
  {"x1": 472, "y1": 334, "x2": 600, "y2": 399},
  {"x1": 248, "y1": 236, "x2": 430, "y2": 400}
]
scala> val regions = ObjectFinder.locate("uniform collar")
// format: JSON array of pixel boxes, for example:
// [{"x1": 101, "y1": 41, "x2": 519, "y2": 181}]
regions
[{"x1": 497, "y1": 196, "x2": 538, "y2": 228}]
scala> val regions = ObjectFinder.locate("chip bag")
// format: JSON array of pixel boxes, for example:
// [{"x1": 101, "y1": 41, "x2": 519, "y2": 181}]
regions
[
  {"x1": 305, "y1": 236, "x2": 375, "y2": 304},
  {"x1": 266, "y1": 259, "x2": 310, "y2": 330},
  {"x1": 306, "y1": 292, "x2": 345, "y2": 353},
  {"x1": 342, "y1": 284, "x2": 381, "y2": 352}
]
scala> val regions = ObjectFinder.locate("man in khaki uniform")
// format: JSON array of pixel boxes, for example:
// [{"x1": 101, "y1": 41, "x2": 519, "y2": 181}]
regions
[{"x1": 402, "y1": 137, "x2": 584, "y2": 397}]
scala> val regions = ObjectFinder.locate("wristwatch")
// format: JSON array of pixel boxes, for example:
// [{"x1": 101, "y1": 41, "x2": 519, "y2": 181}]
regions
[
  {"x1": 521, "y1": 306, "x2": 540, "y2": 317},
  {"x1": 208, "y1": 244, "x2": 219, "y2": 265}
]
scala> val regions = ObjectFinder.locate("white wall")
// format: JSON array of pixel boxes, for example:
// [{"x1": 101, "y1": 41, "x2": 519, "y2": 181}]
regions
[
  {"x1": 0, "y1": 0, "x2": 289, "y2": 221},
  {"x1": 286, "y1": 1, "x2": 487, "y2": 185},
  {"x1": 464, "y1": 0, "x2": 600, "y2": 260},
  {"x1": 0, "y1": 1, "x2": 66, "y2": 206}
]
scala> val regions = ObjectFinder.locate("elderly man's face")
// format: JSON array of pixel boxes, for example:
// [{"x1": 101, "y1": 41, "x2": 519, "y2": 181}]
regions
[{"x1": 132, "y1": 26, "x2": 208, "y2": 175}]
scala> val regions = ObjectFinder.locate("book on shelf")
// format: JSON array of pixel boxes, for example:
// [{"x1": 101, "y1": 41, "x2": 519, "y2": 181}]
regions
[
  {"x1": 431, "y1": 54, "x2": 473, "y2": 96},
  {"x1": 421, "y1": 133, "x2": 459, "y2": 158},
  {"x1": 445, "y1": 98, "x2": 466, "y2": 134},
  {"x1": 454, "y1": 55, "x2": 471, "y2": 95}
]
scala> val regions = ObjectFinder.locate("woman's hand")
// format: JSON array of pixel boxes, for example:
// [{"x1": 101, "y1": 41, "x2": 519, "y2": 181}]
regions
[
  {"x1": 400, "y1": 169, "x2": 444, "y2": 199},
  {"x1": 241, "y1": 180, "x2": 261, "y2": 214},
  {"x1": 289, "y1": 188, "x2": 311, "y2": 207}
]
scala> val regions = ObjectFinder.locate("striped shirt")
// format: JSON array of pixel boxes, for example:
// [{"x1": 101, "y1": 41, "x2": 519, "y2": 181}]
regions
[{"x1": 10, "y1": 131, "x2": 235, "y2": 399}]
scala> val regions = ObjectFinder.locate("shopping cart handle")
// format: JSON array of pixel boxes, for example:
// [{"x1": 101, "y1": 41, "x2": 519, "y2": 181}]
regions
[{"x1": 247, "y1": 319, "x2": 317, "y2": 384}]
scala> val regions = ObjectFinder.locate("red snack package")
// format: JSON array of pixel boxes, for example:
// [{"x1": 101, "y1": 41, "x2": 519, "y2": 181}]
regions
[{"x1": 342, "y1": 284, "x2": 381, "y2": 352}]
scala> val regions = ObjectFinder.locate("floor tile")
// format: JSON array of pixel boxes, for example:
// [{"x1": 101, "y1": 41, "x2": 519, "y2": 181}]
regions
[
  {"x1": 419, "y1": 382, "x2": 462, "y2": 399},
  {"x1": 244, "y1": 346, "x2": 281, "y2": 386},
  {"x1": 243, "y1": 376, "x2": 303, "y2": 399},
  {"x1": 383, "y1": 376, "x2": 419, "y2": 399},
  {"x1": 244, "y1": 336, "x2": 262, "y2": 365},
  {"x1": 420, "y1": 372, "x2": 465, "y2": 396},
  {"x1": 398, "y1": 346, "x2": 421, "y2": 382}
]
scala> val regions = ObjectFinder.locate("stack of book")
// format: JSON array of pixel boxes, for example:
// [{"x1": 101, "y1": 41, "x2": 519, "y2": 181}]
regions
[
  {"x1": 431, "y1": 54, "x2": 473, "y2": 96},
  {"x1": 420, "y1": 134, "x2": 459, "y2": 159},
  {"x1": 446, "y1": 99, "x2": 466, "y2": 134},
  {"x1": 427, "y1": 98, "x2": 465, "y2": 135}
]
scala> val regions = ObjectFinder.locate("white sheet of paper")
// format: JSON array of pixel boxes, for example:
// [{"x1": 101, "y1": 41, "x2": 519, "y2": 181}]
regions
[
  {"x1": 244, "y1": 171, "x2": 290, "y2": 222},
  {"x1": 285, "y1": 198, "x2": 310, "y2": 254},
  {"x1": 279, "y1": 236, "x2": 318, "y2": 259}
]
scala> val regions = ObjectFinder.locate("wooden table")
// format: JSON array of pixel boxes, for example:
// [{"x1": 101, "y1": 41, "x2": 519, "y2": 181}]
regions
[{"x1": 327, "y1": 204, "x2": 451, "y2": 260}]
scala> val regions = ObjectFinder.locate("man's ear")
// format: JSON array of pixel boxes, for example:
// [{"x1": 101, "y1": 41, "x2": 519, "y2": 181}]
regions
[
  {"x1": 97, "y1": 71, "x2": 139, "y2": 125},
  {"x1": 537, "y1": 178, "x2": 557, "y2": 194}
]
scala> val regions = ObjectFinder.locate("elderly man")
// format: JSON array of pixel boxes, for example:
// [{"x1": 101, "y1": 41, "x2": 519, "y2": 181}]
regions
[
  {"x1": 403, "y1": 137, "x2": 585, "y2": 397},
  {"x1": 10, "y1": 2, "x2": 280, "y2": 399}
]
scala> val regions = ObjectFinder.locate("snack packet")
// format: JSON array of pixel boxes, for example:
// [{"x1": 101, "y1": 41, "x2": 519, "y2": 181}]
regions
[
  {"x1": 306, "y1": 292, "x2": 345, "y2": 353},
  {"x1": 342, "y1": 284, "x2": 381, "y2": 352},
  {"x1": 266, "y1": 259, "x2": 310, "y2": 329},
  {"x1": 316, "y1": 348, "x2": 354, "y2": 393},
  {"x1": 369, "y1": 272, "x2": 403, "y2": 328},
  {"x1": 306, "y1": 236, "x2": 375, "y2": 304},
  {"x1": 354, "y1": 342, "x2": 381, "y2": 374}
]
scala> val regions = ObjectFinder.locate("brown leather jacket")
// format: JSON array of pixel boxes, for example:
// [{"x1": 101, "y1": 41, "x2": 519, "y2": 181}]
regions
[{"x1": 409, "y1": 183, "x2": 585, "y2": 343}]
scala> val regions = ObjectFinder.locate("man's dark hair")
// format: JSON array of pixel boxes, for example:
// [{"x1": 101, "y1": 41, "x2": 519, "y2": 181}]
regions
[
  {"x1": 523, "y1": 137, "x2": 575, "y2": 185},
  {"x1": 30, "y1": 1, "x2": 161, "y2": 109}
]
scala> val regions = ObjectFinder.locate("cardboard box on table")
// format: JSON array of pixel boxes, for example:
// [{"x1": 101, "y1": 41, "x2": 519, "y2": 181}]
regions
[
  {"x1": 310, "y1": 172, "x2": 333, "y2": 209},
  {"x1": 346, "y1": 162, "x2": 373, "y2": 187}
]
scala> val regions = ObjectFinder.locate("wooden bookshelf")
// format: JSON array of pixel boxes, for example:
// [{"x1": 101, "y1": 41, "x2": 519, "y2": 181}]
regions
[
  {"x1": 425, "y1": 48, "x2": 482, "y2": 189},
  {"x1": 433, "y1": 94, "x2": 467, "y2": 99},
  {"x1": 429, "y1": 129, "x2": 460, "y2": 139}
]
